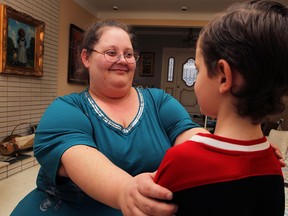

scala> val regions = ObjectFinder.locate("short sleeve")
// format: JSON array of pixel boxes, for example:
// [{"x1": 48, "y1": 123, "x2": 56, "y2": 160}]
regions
[
  {"x1": 150, "y1": 89, "x2": 199, "y2": 144},
  {"x1": 34, "y1": 96, "x2": 95, "y2": 184}
]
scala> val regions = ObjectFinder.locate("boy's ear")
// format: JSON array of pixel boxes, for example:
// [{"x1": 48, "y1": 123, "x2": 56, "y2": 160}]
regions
[{"x1": 216, "y1": 59, "x2": 232, "y2": 94}]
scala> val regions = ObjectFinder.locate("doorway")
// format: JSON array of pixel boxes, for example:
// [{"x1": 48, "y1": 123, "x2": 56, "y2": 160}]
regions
[{"x1": 160, "y1": 48, "x2": 200, "y2": 115}]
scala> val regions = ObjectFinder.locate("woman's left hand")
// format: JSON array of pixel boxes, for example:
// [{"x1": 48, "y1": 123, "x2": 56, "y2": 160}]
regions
[{"x1": 271, "y1": 143, "x2": 286, "y2": 167}]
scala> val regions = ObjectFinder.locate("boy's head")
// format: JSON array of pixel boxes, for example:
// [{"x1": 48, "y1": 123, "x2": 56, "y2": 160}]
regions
[{"x1": 197, "y1": 0, "x2": 288, "y2": 124}]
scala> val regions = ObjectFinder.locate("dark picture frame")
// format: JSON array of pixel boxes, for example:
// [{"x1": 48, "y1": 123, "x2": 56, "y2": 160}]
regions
[
  {"x1": 67, "y1": 24, "x2": 87, "y2": 85},
  {"x1": 0, "y1": 5, "x2": 45, "y2": 77},
  {"x1": 139, "y1": 52, "x2": 154, "y2": 77}
]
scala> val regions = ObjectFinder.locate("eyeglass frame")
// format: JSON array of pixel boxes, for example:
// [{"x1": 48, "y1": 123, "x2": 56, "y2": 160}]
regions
[{"x1": 89, "y1": 49, "x2": 140, "y2": 64}]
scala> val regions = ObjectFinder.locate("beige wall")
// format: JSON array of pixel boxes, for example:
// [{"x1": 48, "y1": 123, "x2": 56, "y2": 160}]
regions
[{"x1": 57, "y1": 0, "x2": 95, "y2": 96}]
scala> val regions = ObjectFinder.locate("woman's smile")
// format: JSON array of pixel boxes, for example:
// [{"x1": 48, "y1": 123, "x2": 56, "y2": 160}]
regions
[{"x1": 110, "y1": 66, "x2": 129, "y2": 73}]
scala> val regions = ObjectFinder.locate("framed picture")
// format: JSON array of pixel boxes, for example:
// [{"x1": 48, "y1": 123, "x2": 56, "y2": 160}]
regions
[
  {"x1": 67, "y1": 24, "x2": 87, "y2": 85},
  {"x1": 139, "y1": 52, "x2": 154, "y2": 77},
  {"x1": 0, "y1": 4, "x2": 45, "y2": 77}
]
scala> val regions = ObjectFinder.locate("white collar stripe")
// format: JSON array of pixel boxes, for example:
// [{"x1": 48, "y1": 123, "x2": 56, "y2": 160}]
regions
[{"x1": 189, "y1": 135, "x2": 270, "y2": 152}]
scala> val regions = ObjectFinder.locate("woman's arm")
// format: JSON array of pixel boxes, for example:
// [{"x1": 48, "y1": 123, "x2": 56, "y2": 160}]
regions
[
  {"x1": 60, "y1": 145, "x2": 130, "y2": 209},
  {"x1": 174, "y1": 127, "x2": 210, "y2": 145},
  {"x1": 60, "y1": 145, "x2": 177, "y2": 215}
]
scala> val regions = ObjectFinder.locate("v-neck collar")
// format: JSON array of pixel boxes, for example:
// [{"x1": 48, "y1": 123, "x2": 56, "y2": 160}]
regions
[{"x1": 85, "y1": 88, "x2": 144, "y2": 134}]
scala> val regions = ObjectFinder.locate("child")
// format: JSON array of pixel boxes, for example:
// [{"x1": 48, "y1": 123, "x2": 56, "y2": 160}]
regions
[
  {"x1": 16, "y1": 28, "x2": 27, "y2": 66},
  {"x1": 154, "y1": 1, "x2": 288, "y2": 215}
]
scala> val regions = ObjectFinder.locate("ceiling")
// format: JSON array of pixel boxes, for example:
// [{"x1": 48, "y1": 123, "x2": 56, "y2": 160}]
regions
[
  {"x1": 73, "y1": 0, "x2": 288, "y2": 18},
  {"x1": 73, "y1": 0, "x2": 288, "y2": 37}
]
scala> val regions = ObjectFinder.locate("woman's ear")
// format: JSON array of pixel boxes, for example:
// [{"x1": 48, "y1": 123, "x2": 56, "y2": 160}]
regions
[
  {"x1": 217, "y1": 59, "x2": 232, "y2": 94},
  {"x1": 81, "y1": 49, "x2": 90, "y2": 68}
]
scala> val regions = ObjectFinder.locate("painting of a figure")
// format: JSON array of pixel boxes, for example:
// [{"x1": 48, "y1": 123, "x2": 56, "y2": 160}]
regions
[
  {"x1": 0, "y1": 4, "x2": 45, "y2": 77},
  {"x1": 7, "y1": 18, "x2": 35, "y2": 69}
]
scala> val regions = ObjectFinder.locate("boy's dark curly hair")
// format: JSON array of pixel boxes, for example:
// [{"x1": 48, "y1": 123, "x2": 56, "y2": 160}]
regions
[{"x1": 199, "y1": 0, "x2": 288, "y2": 124}]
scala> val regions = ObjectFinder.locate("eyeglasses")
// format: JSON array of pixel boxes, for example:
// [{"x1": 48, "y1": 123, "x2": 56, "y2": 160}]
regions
[{"x1": 90, "y1": 49, "x2": 139, "y2": 64}]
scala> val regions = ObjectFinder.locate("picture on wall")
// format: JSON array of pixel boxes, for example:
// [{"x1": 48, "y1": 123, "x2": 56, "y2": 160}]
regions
[
  {"x1": 139, "y1": 52, "x2": 155, "y2": 77},
  {"x1": 67, "y1": 24, "x2": 87, "y2": 85},
  {"x1": 0, "y1": 4, "x2": 45, "y2": 77}
]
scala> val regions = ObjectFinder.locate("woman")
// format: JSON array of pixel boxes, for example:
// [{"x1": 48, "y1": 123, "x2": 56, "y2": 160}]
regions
[{"x1": 11, "y1": 20, "x2": 207, "y2": 215}]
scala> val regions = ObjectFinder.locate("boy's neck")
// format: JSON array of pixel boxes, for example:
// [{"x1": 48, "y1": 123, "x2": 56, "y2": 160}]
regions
[{"x1": 213, "y1": 114, "x2": 264, "y2": 141}]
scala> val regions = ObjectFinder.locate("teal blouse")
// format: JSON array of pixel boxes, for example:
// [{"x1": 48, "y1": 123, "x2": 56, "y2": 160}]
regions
[{"x1": 12, "y1": 88, "x2": 199, "y2": 215}]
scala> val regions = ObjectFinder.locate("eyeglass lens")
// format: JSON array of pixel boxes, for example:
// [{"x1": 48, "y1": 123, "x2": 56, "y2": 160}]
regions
[{"x1": 104, "y1": 51, "x2": 139, "y2": 64}]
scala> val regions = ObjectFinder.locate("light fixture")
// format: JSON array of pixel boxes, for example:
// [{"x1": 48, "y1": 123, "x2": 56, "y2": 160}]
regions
[
  {"x1": 113, "y1": 5, "x2": 119, "y2": 10},
  {"x1": 181, "y1": 6, "x2": 187, "y2": 11}
]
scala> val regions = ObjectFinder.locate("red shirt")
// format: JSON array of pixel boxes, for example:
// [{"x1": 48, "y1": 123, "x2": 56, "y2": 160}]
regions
[{"x1": 155, "y1": 133, "x2": 284, "y2": 215}]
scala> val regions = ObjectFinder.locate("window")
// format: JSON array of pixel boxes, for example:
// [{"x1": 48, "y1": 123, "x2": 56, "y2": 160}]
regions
[
  {"x1": 167, "y1": 57, "x2": 174, "y2": 82},
  {"x1": 182, "y1": 58, "x2": 197, "y2": 86}
]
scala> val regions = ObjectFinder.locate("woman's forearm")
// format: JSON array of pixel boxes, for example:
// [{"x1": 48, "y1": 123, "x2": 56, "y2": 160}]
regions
[{"x1": 60, "y1": 145, "x2": 131, "y2": 210}]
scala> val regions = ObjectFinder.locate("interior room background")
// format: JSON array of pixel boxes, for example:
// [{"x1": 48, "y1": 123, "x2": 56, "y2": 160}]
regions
[{"x1": 0, "y1": 0, "x2": 287, "y2": 143}]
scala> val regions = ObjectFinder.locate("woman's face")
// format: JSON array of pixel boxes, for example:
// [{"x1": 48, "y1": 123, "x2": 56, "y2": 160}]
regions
[{"x1": 83, "y1": 27, "x2": 136, "y2": 94}]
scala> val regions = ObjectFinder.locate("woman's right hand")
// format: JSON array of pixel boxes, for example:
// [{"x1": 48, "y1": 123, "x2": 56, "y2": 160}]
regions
[{"x1": 120, "y1": 172, "x2": 178, "y2": 216}]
